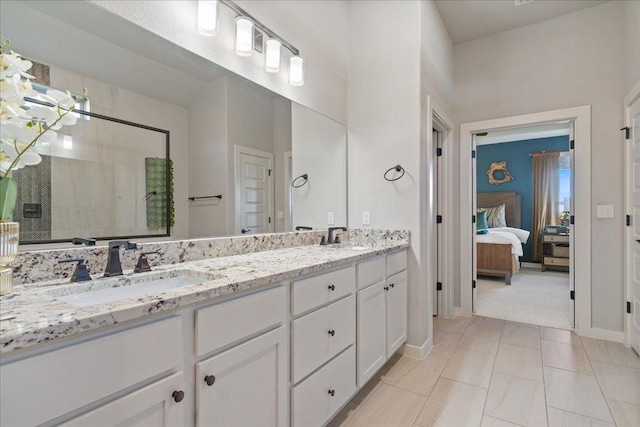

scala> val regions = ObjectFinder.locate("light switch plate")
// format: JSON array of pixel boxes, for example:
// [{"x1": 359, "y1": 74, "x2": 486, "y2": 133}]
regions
[
  {"x1": 328, "y1": 212, "x2": 335, "y2": 225},
  {"x1": 596, "y1": 205, "x2": 614, "y2": 218},
  {"x1": 363, "y1": 211, "x2": 370, "y2": 226}
]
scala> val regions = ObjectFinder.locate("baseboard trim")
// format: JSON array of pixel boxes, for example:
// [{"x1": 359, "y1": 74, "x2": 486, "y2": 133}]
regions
[
  {"x1": 400, "y1": 338, "x2": 432, "y2": 360},
  {"x1": 455, "y1": 306, "x2": 469, "y2": 317},
  {"x1": 581, "y1": 327, "x2": 625, "y2": 343}
]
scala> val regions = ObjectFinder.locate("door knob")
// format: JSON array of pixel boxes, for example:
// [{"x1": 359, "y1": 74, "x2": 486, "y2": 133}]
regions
[
  {"x1": 328, "y1": 389, "x2": 335, "y2": 397},
  {"x1": 328, "y1": 329, "x2": 335, "y2": 336},
  {"x1": 390, "y1": 283, "x2": 395, "y2": 288},
  {"x1": 172, "y1": 390, "x2": 185, "y2": 403},
  {"x1": 384, "y1": 286, "x2": 389, "y2": 291},
  {"x1": 241, "y1": 229, "x2": 251, "y2": 234},
  {"x1": 328, "y1": 284, "x2": 335, "y2": 291},
  {"x1": 204, "y1": 375, "x2": 216, "y2": 386}
]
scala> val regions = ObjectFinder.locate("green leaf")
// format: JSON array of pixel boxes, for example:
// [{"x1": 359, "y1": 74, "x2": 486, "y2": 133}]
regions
[{"x1": 0, "y1": 178, "x2": 18, "y2": 221}]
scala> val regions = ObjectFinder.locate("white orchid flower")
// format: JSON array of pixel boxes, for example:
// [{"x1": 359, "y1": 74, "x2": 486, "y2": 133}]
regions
[
  {"x1": 43, "y1": 89, "x2": 76, "y2": 109},
  {"x1": 0, "y1": 52, "x2": 32, "y2": 79}
]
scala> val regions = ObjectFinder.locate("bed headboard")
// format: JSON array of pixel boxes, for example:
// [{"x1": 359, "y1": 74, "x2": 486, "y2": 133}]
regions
[{"x1": 477, "y1": 192, "x2": 521, "y2": 229}]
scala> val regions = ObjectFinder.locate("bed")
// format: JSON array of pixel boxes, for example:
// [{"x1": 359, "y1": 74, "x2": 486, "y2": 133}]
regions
[{"x1": 477, "y1": 192, "x2": 529, "y2": 285}]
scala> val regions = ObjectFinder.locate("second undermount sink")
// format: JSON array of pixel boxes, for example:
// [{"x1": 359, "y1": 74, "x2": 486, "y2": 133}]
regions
[{"x1": 47, "y1": 270, "x2": 223, "y2": 307}]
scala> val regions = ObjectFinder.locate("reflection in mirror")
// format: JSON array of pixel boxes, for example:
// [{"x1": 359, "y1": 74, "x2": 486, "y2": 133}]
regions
[{"x1": 1, "y1": 0, "x2": 347, "y2": 245}]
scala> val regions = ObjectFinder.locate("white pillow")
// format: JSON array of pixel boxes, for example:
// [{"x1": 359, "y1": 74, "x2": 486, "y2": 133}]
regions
[
  {"x1": 483, "y1": 204, "x2": 507, "y2": 228},
  {"x1": 491, "y1": 227, "x2": 530, "y2": 244}
]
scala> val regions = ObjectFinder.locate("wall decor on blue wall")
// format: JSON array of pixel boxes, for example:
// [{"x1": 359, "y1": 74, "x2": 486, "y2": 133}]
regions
[
  {"x1": 487, "y1": 160, "x2": 514, "y2": 185},
  {"x1": 477, "y1": 135, "x2": 570, "y2": 262}
]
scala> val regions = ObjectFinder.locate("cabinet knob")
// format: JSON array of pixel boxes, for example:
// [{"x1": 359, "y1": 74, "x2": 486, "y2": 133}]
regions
[
  {"x1": 390, "y1": 283, "x2": 395, "y2": 288},
  {"x1": 328, "y1": 389, "x2": 335, "y2": 397},
  {"x1": 172, "y1": 390, "x2": 185, "y2": 403},
  {"x1": 384, "y1": 286, "x2": 389, "y2": 291},
  {"x1": 328, "y1": 329, "x2": 335, "y2": 336},
  {"x1": 204, "y1": 375, "x2": 216, "y2": 386},
  {"x1": 328, "y1": 284, "x2": 335, "y2": 291}
]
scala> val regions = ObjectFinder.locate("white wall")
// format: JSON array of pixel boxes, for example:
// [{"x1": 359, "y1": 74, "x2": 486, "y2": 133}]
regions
[
  {"x1": 291, "y1": 103, "x2": 347, "y2": 230},
  {"x1": 273, "y1": 98, "x2": 292, "y2": 232},
  {"x1": 89, "y1": 0, "x2": 348, "y2": 124},
  {"x1": 454, "y1": 1, "x2": 628, "y2": 332},
  {"x1": 626, "y1": 0, "x2": 640, "y2": 91},
  {"x1": 348, "y1": 0, "x2": 454, "y2": 350}
]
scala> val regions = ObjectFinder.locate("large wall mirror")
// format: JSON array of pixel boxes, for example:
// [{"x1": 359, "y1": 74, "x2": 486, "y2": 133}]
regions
[{"x1": 1, "y1": 0, "x2": 347, "y2": 245}]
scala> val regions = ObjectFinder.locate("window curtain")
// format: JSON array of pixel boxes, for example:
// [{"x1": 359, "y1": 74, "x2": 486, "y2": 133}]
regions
[{"x1": 531, "y1": 152, "x2": 560, "y2": 262}]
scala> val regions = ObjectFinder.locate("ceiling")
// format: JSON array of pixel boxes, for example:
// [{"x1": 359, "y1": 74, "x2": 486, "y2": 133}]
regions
[
  {"x1": 434, "y1": 0, "x2": 610, "y2": 45},
  {"x1": 475, "y1": 122, "x2": 570, "y2": 146}
]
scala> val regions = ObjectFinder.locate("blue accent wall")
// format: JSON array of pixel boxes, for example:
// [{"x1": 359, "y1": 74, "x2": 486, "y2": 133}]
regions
[{"x1": 477, "y1": 136, "x2": 569, "y2": 262}]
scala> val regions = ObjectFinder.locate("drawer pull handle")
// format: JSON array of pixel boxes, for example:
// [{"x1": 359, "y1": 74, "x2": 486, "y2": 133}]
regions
[
  {"x1": 328, "y1": 284, "x2": 335, "y2": 291},
  {"x1": 328, "y1": 389, "x2": 335, "y2": 397},
  {"x1": 384, "y1": 286, "x2": 389, "y2": 291},
  {"x1": 204, "y1": 375, "x2": 216, "y2": 386},
  {"x1": 390, "y1": 283, "x2": 395, "y2": 288},
  {"x1": 172, "y1": 390, "x2": 185, "y2": 403},
  {"x1": 328, "y1": 329, "x2": 335, "y2": 336}
]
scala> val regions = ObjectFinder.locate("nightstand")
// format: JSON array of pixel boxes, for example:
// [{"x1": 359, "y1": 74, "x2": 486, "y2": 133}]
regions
[{"x1": 542, "y1": 228, "x2": 570, "y2": 272}]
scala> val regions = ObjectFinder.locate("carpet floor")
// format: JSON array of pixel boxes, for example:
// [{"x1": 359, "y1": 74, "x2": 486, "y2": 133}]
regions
[{"x1": 476, "y1": 268, "x2": 571, "y2": 329}]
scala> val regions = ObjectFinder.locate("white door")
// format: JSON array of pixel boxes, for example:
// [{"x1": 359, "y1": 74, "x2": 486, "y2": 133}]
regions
[
  {"x1": 196, "y1": 327, "x2": 288, "y2": 427},
  {"x1": 627, "y1": 95, "x2": 640, "y2": 355},
  {"x1": 386, "y1": 271, "x2": 408, "y2": 358},
  {"x1": 472, "y1": 136, "x2": 478, "y2": 312},
  {"x1": 357, "y1": 281, "x2": 387, "y2": 386},
  {"x1": 235, "y1": 146, "x2": 273, "y2": 235},
  {"x1": 61, "y1": 373, "x2": 184, "y2": 427}
]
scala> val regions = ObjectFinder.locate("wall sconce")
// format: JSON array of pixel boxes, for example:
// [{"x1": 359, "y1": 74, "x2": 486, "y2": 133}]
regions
[
  {"x1": 265, "y1": 39, "x2": 281, "y2": 73},
  {"x1": 235, "y1": 17, "x2": 254, "y2": 57},
  {"x1": 197, "y1": 0, "x2": 219, "y2": 36},
  {"x1": 197, "y1": 0, "x2": 304, "y2": 86}
]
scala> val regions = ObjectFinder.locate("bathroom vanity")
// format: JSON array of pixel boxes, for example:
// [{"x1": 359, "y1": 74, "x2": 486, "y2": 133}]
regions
[{"x1": 0, "y1": 233, "x2": 408, "y2": 426}]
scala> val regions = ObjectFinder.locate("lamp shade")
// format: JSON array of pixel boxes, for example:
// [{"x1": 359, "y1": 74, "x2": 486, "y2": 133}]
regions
[
  {"x1": 235, "y1": 17, "x2": 254, "y2": 57},
  {"x1": 289, "y1": 55, "x2": 305, "y2": 86},
  {"x1": 265, "y1": 39, "x2": 282, "y2": 73},
  {"x1": 197, "y1": 0, "x2": 219, "y2": 37}
]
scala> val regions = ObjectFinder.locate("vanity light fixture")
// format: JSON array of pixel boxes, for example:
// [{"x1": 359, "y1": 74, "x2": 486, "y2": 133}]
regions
[
  {"x1": 197, "y1": 0, "x2": 304, "y2": 86},
  {"x1": 289, "y1": 55, "x2": 305, "y2": 87},
  {"x1": 197, "y1": 0, "x2": 219, "y2": 36},
  {"x1": 265, "y1": 39, "x2": 282, "y2": 73},
  {"x1": 235, "y1": 17, "x2": 254, "y2": 57}
]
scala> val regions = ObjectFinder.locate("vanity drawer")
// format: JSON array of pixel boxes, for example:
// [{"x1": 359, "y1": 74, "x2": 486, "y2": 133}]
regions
[
  {"x1": 0, "y1": 316, "x2": 182, "y2": 427},
  {"x1": 292, "y1": 346, "x2": 356, "y2": 427},
  {"x1": 196, "y1": 285, "x2": 286, "y2": 357},
  {"x1": 357, "y1": 256, "x2": 386, "y2": 290},
  {"x1": 292, "y1": 295, "x2": 355, "y2": 384},
  {"x1": 292, "y1": 265, "x2": 355, "y2": 315},
  {"x1": 386, "y1": 250, "x2": 408, "y2": 276}
]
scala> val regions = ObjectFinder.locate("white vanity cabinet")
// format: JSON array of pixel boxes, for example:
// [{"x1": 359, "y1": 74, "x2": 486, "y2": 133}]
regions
[
  {"x1": 356, "y1": 251, "x2": 408, "y2": 386},
  {"x1": 196, "y1": 327, "x2": 288, "y2": 427}
]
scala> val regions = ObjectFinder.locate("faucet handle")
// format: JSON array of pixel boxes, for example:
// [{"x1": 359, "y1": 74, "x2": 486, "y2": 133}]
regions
[
  {"x1": 58, "y1": 259, "x2": 92, "y2": 282},
  {"x1": 134, "y1": 251, "x2": 160, "y2": 273}
]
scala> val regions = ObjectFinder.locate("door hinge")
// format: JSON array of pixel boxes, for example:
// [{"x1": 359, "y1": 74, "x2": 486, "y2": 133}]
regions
[
  {"x1": 437, "y1": 282, "x2": 443, "y2": 291},
  {"x1": 627, "y1": 215, "x2": 632, "y2": 226},
  {"x1": 627, "y1": 301, "x2": 632, "y2": 314},
  {"x1": 621, "y1": 127, "x2": 630, "y2": 140},
  {"x1": 570, "y1": 215, "x2": 575, "y2": 225},
  {"x1": 436, "y1": 147, "x2": 443, "y2": 157},
  {"x1": 472, "y1": 214, "x2": 476, "y2": 223},
  {"x1": 570, "y1": 139, "x2": 575, "y2": 149},
  {"x1": 436, "y1": 215, "x2": 443, "y2": 224},
  {"x1": 268, "y1": 169, "x2": 272, "y2": 177},
  {"x1": 471, "y1": 150, "x2": 476, "y2": 158},
  {"x1": 570, "y1": 290, "x2": 575, "y2": 300},
  {"x1": 472, "y1": 280, "x2": 476, "y2": 289},
  {"x1": 268, "y1": 216, "x2": 271, "y2": 224}
]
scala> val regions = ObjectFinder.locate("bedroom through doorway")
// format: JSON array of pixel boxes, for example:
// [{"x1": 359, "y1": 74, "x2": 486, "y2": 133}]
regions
[{"x1": 472, "y1": 122, "x2": 574, "y2": 329}]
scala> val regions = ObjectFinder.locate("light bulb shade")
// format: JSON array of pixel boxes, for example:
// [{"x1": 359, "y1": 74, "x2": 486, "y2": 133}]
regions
[
  {"x1": 289, "y1": 55, "x2": 305, "y2": 86},
  {"x1": 235, "y1": 17, "x2": 254, "y2": 57},
  {"x1": 265, "y1": 39, "x2": 282, "y2": 73},
  {"x1": 197, "y1": 0, "x2": 219, "y2": 37}
]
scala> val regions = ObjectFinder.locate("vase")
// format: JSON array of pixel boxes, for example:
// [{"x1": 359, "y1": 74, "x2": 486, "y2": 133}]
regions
[{"x1": 0, "y1": 222, "x2": 19, "y2": 296}]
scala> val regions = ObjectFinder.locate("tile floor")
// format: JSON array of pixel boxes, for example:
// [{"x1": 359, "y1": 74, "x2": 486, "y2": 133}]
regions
[{"x1": 328, "y1": 316, "x2": 640, "y2": 427}]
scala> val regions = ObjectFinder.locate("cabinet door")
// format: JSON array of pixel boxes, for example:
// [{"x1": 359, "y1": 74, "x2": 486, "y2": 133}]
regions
[
  {"x1": 61, "y1": 373, "x2": 184, "y2": 427},
  {"x1": 386, "y1": 271, "x2": 407, "y2": 358},
  {"x1": 357, "y1": 281, "x2": 387, "y2": 386},
  {"x1": 196, "y1": 327, "x2": 288, "y2": 427}
]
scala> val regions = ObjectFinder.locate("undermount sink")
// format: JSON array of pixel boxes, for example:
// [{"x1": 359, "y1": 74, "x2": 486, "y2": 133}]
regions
[{"x1": 47, "y1": 270, "x2": 222, "y2": 307}]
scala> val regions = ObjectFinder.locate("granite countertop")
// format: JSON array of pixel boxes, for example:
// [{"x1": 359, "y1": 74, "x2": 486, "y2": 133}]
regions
[{"x1": 0, "y1": 241, "x2": 409, "y2": 355}]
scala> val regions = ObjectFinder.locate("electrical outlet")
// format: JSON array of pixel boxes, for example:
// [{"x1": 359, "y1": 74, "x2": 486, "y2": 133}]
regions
[
  {"x1": 363, "y1": 211, "x2": 370, "y2": 226},
  {"x1": 328, "y1": 212, "x2": 335, "y2": 225}
]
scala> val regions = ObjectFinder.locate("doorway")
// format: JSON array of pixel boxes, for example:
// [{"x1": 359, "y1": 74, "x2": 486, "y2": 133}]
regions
[
  {"x1": 459, "y1": 106, "x2": 591, "y2": 336},
  {"x1": 470, "y1": 123, "x2": 574, "y2": 329},
  {"x1": 234, "y1": 145, "x2": 274, "y2": 235}
]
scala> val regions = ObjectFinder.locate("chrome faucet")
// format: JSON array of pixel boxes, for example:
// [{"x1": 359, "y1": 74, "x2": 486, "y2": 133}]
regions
[
  {"x1": 327, "y1": 227, "x2": 347, "y2": 244},
  {"x1": 104, "y1": 240, "x2": 137, "y2": 277}
]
